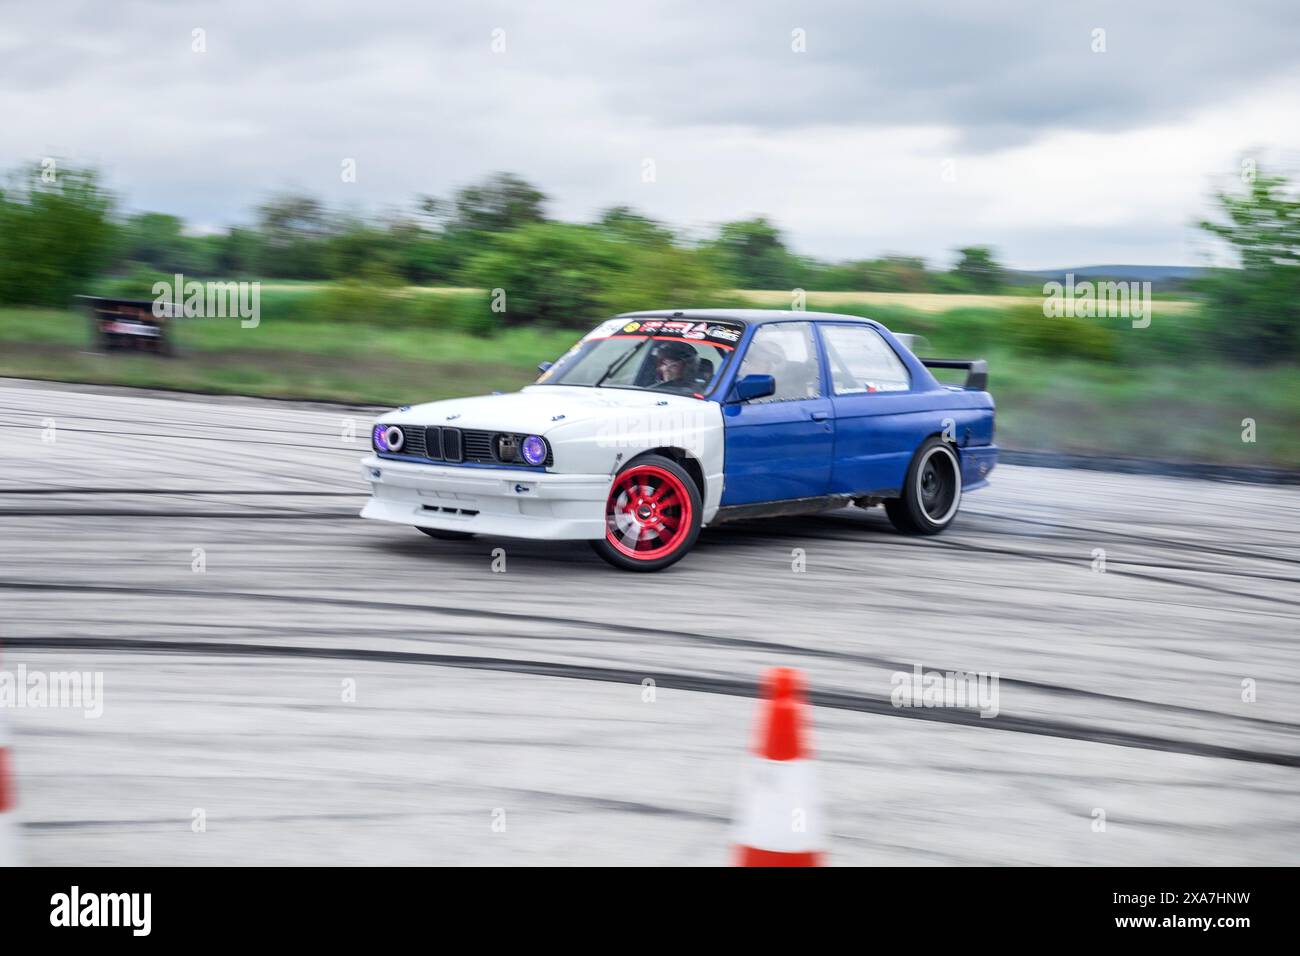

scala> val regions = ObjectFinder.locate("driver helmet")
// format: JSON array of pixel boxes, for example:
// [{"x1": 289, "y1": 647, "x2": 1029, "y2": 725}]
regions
[{"x1": 651, "y1": 340, "x2": 698, "y2": 380}]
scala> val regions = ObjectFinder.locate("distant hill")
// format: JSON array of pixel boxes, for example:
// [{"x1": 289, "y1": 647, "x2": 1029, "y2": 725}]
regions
[{"x1": 1010, "y1": 264, "x2": 1205, "y2": 285}]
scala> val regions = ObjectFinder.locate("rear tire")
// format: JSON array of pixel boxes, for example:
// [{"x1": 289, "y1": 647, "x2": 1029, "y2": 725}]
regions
[
  {"x1": 590, "y1": 454, "x2": 702, "y2": 571},
  {"x1": 885, "y1": 437, "x2": 962, "y2": 535},
  {"x1": 416, "y1": 526, "x2": 475, "y2": 541}
]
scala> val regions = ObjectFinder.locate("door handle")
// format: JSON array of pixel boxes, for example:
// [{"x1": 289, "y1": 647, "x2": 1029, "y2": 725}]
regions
[{"x1": 810, "y1": 411, "x2": 830, "y2": 421}]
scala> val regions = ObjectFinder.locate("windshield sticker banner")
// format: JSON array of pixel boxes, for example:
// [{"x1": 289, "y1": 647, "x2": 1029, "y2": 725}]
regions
[{"x1": 605, "y1": 319, "x2": 743, "y2": 347}]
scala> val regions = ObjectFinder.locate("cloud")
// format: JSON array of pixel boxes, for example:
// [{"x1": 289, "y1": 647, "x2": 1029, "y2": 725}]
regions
[{"x1": 1, "y1": 0, "x2": 1297, "y2": 266}]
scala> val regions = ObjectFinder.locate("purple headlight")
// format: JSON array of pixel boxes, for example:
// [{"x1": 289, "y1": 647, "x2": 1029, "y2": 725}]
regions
[
  {"x1": 520, "y1": 435, "x2": 547, "y2": 466},
  {"x1": 374, "y1": 424, "x2": 404, "y2": 453}
]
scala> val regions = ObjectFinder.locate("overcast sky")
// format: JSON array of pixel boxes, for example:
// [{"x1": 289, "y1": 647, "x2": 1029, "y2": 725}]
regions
[{"x1": 3, "y1": 0, "x2": 1298, "y2": 268}]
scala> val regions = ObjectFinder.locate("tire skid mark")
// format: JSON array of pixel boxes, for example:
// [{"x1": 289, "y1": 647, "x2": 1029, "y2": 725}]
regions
[
  {"x1": 0, "y1": 488, "x2": 360, "y2": 496},
  {"x1": 5, "y1": 497, "x2": 1295, "y2": 589},
  {"x1": 0, "y1": 423, "x2": 350, "y2": 452},
  {"x1": 0, "y1": 422, "x2": 339, "y2": 442},
  {"x1": 708, "y1": 521, "x2": 1300, "y2": 605},
  {"x1": 3, "y1": 502, "x2": 1295, "y2": 601},
  {"x1": 4, "y1": 581, "x2": 1297, "y2": 735},
  {"x1": 0, "y1": 408, "x2": 346, "y2": 437},
  {"x1": 6, "y1": 635, "x2": 1297, "y2": 769},
  {"x1": 0, "y1": 509, "x2": 357, "y2": 519},
  {"x1": 723, "y1": 507, "x2": 1300, "y2": 570},
  {"x1": 716, "y1": 517, "x2": 1300, "y2": 572},
  {"x1": 961, "y1": 510, "x2": 1300, "y2": 566},
  {"x1": 22, "y1": 785, "x2": 727, "y2": 832},
  {"x1": 930, "y1": 538, "x2": 1300, "y2": 608}
]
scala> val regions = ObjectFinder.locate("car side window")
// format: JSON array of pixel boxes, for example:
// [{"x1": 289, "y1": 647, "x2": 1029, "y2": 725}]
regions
[
  {"x1": 737, "y1": 323, "x2": 822, "y2": 401},
  {"x1": 820, "y1": 325, "x2": 911, "y2": 394}
]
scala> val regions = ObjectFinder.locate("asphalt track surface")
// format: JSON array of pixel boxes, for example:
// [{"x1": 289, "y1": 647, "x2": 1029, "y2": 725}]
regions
[{"x1": 0, "y1": 378, "x2": 1296, "y2": 865}]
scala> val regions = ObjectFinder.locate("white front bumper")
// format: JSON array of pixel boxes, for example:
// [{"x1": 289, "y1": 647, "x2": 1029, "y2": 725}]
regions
[{"x1": 359, "y1": 455, "x2": 611, "y2": 540}]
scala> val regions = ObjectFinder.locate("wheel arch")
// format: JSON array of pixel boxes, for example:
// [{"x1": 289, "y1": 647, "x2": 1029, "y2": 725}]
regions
[
  {"x1": 921, "y1": 429, "x2": 962, "y2": 457},
  {"x1": 631, "y1": 446, "x2": 706, "y2": 502}
]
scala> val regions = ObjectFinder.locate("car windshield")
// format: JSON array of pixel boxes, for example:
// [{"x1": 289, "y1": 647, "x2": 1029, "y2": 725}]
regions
[{"x1": 535, "y1": 318, "x2": 743, "y2": 395}]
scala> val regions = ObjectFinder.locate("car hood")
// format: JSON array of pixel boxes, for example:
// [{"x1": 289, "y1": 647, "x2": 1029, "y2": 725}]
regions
[{"x1": 378, "y1": 386, "x2": 710, "y2": 435}]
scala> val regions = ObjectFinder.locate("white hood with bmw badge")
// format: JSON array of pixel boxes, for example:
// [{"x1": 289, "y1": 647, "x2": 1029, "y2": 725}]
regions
[
  {"x1": 372, "y1": 384, "x2": 724, "y2": 516},
  {"x1": 381, "y1": 385, "x2": 708, "y2": 437}
]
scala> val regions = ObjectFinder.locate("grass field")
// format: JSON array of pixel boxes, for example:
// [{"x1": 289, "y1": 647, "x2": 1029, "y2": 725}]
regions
[
  {"x1": 1, "y1": 292, "x2": 1295, "y2": 468},
  {"x1": 0, "y1": 307, "x2": 574, "y2": 403},
  {"x1": 196, "y1": 284, "x2": 1200, "y2": 314}
]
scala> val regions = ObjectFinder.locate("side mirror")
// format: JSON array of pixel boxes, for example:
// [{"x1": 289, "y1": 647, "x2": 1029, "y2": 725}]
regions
[
  {"x1": 537, "y1": 361, "x2": 554, "y2": 374},
  {"x1": 731, "y1": 373, "x2": 776, "y2": 403}
]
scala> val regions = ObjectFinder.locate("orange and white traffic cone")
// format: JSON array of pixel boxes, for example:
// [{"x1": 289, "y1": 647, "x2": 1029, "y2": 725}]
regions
[{"x1": 733, "y1": 667, "x2": 825, "y2": 866}]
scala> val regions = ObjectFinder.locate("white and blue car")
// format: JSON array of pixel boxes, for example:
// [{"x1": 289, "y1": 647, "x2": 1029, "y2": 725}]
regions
[{"x1": 361, "y1": 310, "x2": 997, "y2": 570}]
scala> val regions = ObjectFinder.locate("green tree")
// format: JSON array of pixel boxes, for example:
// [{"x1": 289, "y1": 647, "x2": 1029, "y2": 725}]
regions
[
  {"x1": 447, "y1": 173, "x2": 547, "y2": 234},
  {"x1": 1199, "y1": 168, "x2": 1300, "y2": 362},
  {"x1": 808, "y1": 261, "x2": 867, "y2": 290},
  {"x1": 397, "y1": 231, "x2": 457, "y2": 285},
  {"x1": 707, "y1": 217, "x2": 796, "y2": 289},
  {"x1": 863, "y1": 255, "x2": 931, "y2": 293},
  {"x1": 209, "y1": 227, "x2": 259, "y2": 275},
  {"x1": 597, "y1": 206, "x2": 675, "y2": 246},
  {"x1": 0, "y1": 163, "x2": 116, "y2": 306},
  {"x1": 460, "y1": 223, "x2": 626, "y2": 327},
  {"x1": 118, "y1": 212, "x2": 185, "y2": 269},
  {"x1": 951, "y1": 246, "x2": 1004, "y2": 294},
  {"x1": 324, "y1": 217, "x2": 404, "y2": 284},
  {"x1": 416, "y1": 173, "x2": 549, "y2": 278},
  {"x1": 253, "y1": 194, "x2": 332, "y2": 278},
  {"x1": 116, "y1": 212, "x2": 221, "y2": 275},
  {"x1": 460, "y1": 222, "x2": 727, "y2": 329},
  {"x1": 600, "y1": 242, "x2": 730, "y2": 317}
]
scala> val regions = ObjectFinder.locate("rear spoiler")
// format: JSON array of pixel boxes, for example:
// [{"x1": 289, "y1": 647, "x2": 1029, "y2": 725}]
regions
[{"x1": 921, "y1": 358, "x2": 988, "y2": 391}]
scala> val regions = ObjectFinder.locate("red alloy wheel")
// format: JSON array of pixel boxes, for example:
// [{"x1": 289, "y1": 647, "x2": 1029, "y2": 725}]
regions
[{"x1": 604, "y1": 464, "x2": 694, "y2": 560}]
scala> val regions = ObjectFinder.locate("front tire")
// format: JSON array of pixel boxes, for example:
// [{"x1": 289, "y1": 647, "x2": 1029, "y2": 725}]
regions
[
  {"x1": 415, "y1": 526, "x2": 475, "y2": 541},
  {"x1": 885, "y1": 437, "x2": 962, "y2": 535},
  {"x1": 590, "y1": 455, "x2": 702, "y2": 571}
]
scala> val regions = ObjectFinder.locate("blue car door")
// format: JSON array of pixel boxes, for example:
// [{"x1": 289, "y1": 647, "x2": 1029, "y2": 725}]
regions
[
  {"x1": 721, "y1": 321, "x2": 834, "y2": 506},
  {"x1": 817, "y1": 321, "x2": 934, "y2": 495}
]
